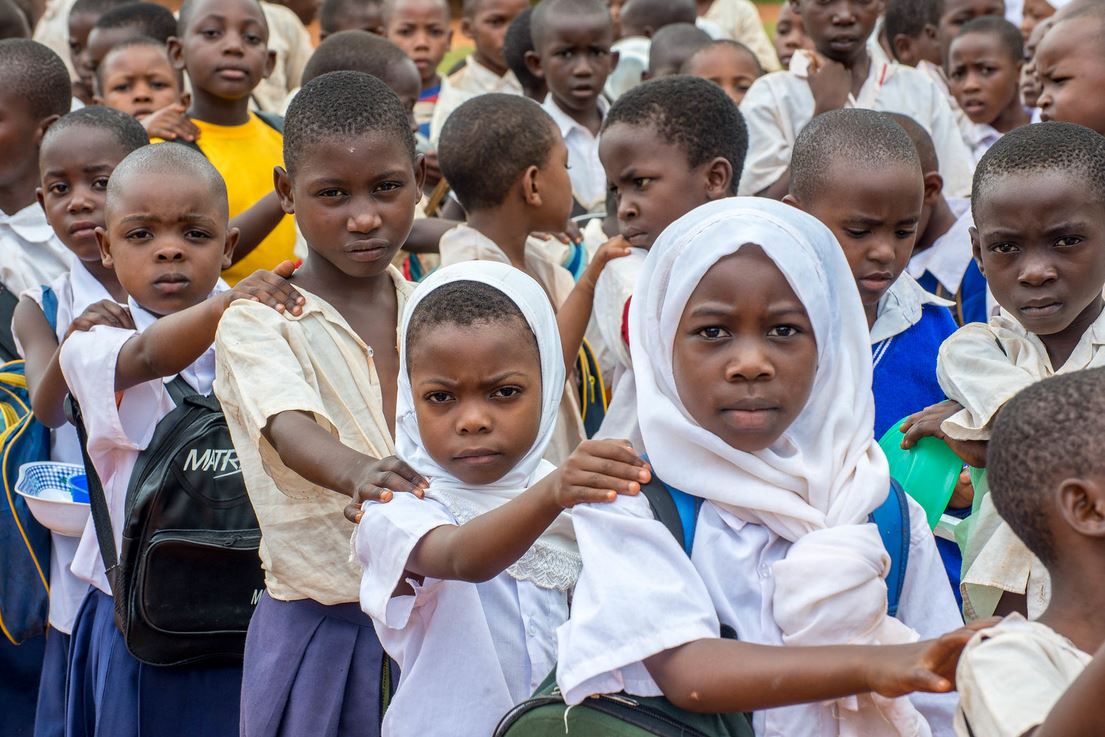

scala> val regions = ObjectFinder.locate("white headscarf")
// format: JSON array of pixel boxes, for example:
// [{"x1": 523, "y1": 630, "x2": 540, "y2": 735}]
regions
[
  {"x1": 395, "y1": 261, "x2": 581, "y2": 591},
  {"x1": 630, "y1": 198, "x2": 928, "y2": 737}
]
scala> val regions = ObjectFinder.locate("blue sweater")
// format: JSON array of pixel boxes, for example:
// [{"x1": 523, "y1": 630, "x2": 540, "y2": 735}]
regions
[{"x1": 916, "y1": 259, "x2": 989, "y2": 326}]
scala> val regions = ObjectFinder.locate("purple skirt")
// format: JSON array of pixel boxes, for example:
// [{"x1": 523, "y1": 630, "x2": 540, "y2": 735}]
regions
[
  {"x1": 65, "y1": 588, "x2": 241, "y2": 737},
  {"x1": 240, "y1": 591, "x2": 396, "y2": 737},
  {"x1": 33, "y1": 628, "x2": 69, "y2": 737}
]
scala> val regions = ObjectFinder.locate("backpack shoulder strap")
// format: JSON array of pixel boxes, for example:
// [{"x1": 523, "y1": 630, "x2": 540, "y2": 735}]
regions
[
  {"x1": 166, "y1": 375, "x2": 197, "y2": 406},
  {"x1": 39, "y1": 286, "x2": 59, "y2": 334},
  {"x1": 640, "y1": 472, "x2": 702, "y2": 556},
  {"x1": 66, "y1": 396, "x2": 118, "y2": 592},
  {"x1": 0, "y1": 282, "x2": 19, "y2": 362},
  {"x1": 869, "y1": 478, "x2": 911, "y2": 617}
]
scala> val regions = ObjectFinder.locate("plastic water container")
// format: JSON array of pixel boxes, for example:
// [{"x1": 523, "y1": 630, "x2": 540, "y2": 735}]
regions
[
  {"x1": 14, "y1": 462, "x2": 91, "y2": 537},
  {"x1": 878, "y1": 419, "x2": 963, "y2": 530},
  {"x1": 68, "y1": 474, "x2": 90, "y2": 503}
]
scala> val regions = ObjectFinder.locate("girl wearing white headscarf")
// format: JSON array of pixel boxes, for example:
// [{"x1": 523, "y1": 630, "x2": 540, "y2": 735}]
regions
[
  {"x1": 353, "y1": 261, "x2": 641, "y2": 737},
  {"x1": 556, "y1": 198, "x2": 962, "y2": 737}
]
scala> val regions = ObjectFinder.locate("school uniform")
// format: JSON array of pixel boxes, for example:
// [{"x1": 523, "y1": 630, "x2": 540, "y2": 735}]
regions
[
  {"x1": 357, "y1": 262, "x2": 578, "y2": 737},
  {"x1": 907, "y1": 197, "x2": 992, "y2": 327},
  {"x1": 59, "y1": 292, "x2": 241, "y2": 737},
  {"x1": 938, "y1": 305, "x2": 1105, "y2": 619},
  {"x1": 428, "y1": 57, "x2": 523, "y2": 143},
  {"x1": 606, "y1": 36, "x2": 650, "y2": 101},
  {"x1": 0, "y1": 204, "x2": 69, "y2": 297},
  {"x1": 699, "y1": 0, "x2": 781, "y2": 72},
  {"x1": 32, "y1": 0, "x2": 79, "y2": 80},
  {"x1": 214, "y1": 271, "x2": 413, "y2": 737},
  {"x1": 738, "y1": 52, "x2": 974, "y2": 198},
  {"x1": 592, "y1": 247, "x2": 646, "y2": 448},
  {"x1": 541, "y1": 95, "x2": 609, "y2": 215},
  {"x1": 254, "y1": 2, "x2": 313, "y2": 114},
  {"x1": 438, "y1": 224, "x2": 586, "y2": 464},
  {"x1": 917, "y1": 60, "x2": 970, "y2": 141},
  {"x1": 557, "y1": 199, "x2": 962, "y2": 737},
  {"x1": 415, "y1": 83, "x2": 441, "y2": 140}
]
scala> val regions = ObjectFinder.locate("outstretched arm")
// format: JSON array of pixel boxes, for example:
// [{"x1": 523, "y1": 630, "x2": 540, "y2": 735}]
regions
[{"x1": 556, "y1": 236, "x2": 631, "y2": 371}]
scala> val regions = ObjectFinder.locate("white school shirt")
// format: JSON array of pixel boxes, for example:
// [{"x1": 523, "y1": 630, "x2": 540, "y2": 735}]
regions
[
  {"x1": 907, "y1": 198, "x2": 974, "y2": 297},
  {"x1": 15, "y1": 262, "x2": 120, "y2": 631},
  {"x1": 556, "y1": 493, "x2": 962, "y2": 737},
  {"x1": 429, "y1": 58, "x2": 524, "y2": 144},
  {"x1": 253, "y1": 2, "x2": 313, "y2": 114},
  {"x1": 542, "y1": 95, "x2": 609, "y2": 214},
  {"x1": 592, "y1": 247, "x2": 646, "y2": 448},
  {"x1": 738, "y1": 53, "x2": 974, "y2": 199},
  {"x1": 0, "y1": 204, "x2": 70, "y2": 296},
  {"x1": 59, "y1": 294, "x2": 220, "y2": 595},
  {"x1": 356, "y1": 493, "x2": 566, "y2": 737},
  {"x1": 961, "y1": 121, "x2": 1003, "y2": 165},
  {"x1": 606, "y1": 36, "x2": 650, "y2": 101},
  {"x1": 700, "y1": 0, "x2": 782, "y2": 72}
]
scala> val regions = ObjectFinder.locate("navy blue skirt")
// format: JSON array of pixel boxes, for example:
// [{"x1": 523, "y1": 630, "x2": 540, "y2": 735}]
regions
[
  {"x1": 65, "y1": 588, "x2": 241, "y2": 737},
  {"x1": 240, "y1": 592, "x2": 395, "y2": 737},
  {"x1": 33, "y1": 628, "x2": 69, "y2": 737},
  {"x1": 0, "y1": 630, "x2": 45, "y2": 737}
]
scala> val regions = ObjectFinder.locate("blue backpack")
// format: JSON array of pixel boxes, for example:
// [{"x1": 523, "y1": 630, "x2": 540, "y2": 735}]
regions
[{"x1": 0, "y1": 287, "x2": 59, "y2": 644}]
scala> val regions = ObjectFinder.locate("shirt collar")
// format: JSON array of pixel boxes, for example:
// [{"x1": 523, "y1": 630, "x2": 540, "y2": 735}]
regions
[
  {"x1": 788, "y1": 50, "x2": 894, "y2": 108},
  {"x1": 462, "y1": 56, "x2": 521, "y2": 94},
  {"x1": 0, "y1": 202, "x2": 57, "y2": 244},
  {"x1": 541, "y1": 94, "x2": 609, "y2": 140},
  {"x1": 906, "y1": 197, "x2": 975, "y2": 293},
  {"x1": 871, "y1": 272, "x2": 953, "y2": 344}
]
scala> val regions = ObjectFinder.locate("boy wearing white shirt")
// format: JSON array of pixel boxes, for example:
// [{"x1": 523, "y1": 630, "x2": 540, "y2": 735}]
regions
[{"x1": 738, "y1": 0, "x2": 973, "y2": 199}]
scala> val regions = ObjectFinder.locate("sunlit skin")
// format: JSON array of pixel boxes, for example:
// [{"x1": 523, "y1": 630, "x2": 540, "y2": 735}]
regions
[
  {"x1": 386, "y1": 0, "x2": 453, "y2": 88},
  {"x1": 599, "y1": 121, "x2": 733, "y2": 249},
  {"x1": 971, "y1": 171, "x2": 1105, "y2": 369},
  {"x1": 526, "y1": 11, "x2": 616, "y2": 132},
  {"x1": 774, "y1": 2, "x2": 815, "y2": 68},
  {"x1": 96, "y1": 44, "x2": 184, "y2": 119},
  {"x1": 787, "y1": 162, "x2": 923, "y2": 327},
  {"x1": 682, "y1": 42, "x2": 762, "y2": 105},
  {"x1": 673, "y1": 245, "x2": 818, "y2": 453},
  {"x1": 936, "y1": 0, "x2": 1004, "y2": 58},
  {"x1": 947, "y1": 31, "x2": 1030, "y2": 132},
  {"x1": 463, "y1": 0, "x2": 529, "y2": 76},
  {"x1": 409, "y1": 319, "x2": 542, "y2": 486},
  {"x1": 1035, "y1": 18, "x2": 1105, "y2": 133}
]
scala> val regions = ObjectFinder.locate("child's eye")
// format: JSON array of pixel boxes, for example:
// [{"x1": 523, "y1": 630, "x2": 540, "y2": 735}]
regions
[
  {"x1": 844, "y1": 228, "x2": 869, "y2": 239},
  {"x1": 895, "y1": 228, "x2": 917, "y2": 239},
  {"x1": 492, "y1": 386, "x2": 523, "y2": 399},
  {"x1": 151, "y1": 80, "x2": 169, "y2": 89},
  {"x1": 316, "y1": 188, "x2": 346, "y2": 198},
  {"x1": 697, "y1": 326, "x2": 730, "y2": 340},
  {"x1": 245, "y1": 33, "x2": 263, "y2": 44},
  {"x1": 126, "y1": 228, "x2": 153, "y2": 240},
  {"x1": 201, "y1": 28, "x2": 220, "y2": 38},
  {"x1": 375, "y1": 181, "x2": 403, "y2": 193},
  {"x1": 92, "y1": 177, "x2": 110, "y2": 190},
  {"x1": 634, "y1": 177, "x2": 652, "y2": 189},
  {"x1": 185, "y1": 229, "x2": 212, "y2": 239},
  {"x1": 990, "y1": 242, "x2": 1019, "y2": 254},
  {"x1": 767, "y1": 325, "x2": 801, "y2": 338},
  {"x1": 556, "y1": 49, "x2": 574, "y2": 59},
  {"x1": 112, "y1": 83, "x2": 130, "y2": 92},
  {"x1": 1055, "y1": 236, "x2": 1083, "y2": 248},
  {"x1": 48, "y1": 182, "x2": 69, "y2": 195},
  {"x1": 424, "y1": 391, "x2": 453, "y2": 403}
]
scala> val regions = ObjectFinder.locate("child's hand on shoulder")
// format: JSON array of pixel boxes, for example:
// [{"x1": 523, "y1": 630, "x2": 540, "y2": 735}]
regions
[
  {"x1": 226, "y1": 261, "x2": 305, "y2": 316},
  {"x1": 579, "y1": 235, "x2": 633, "y2": 292},
  {"x1": 141, "y1": 101, "x2": 200, "y2": 143},
  {"x1": 554, "y1": 439, "x2": 651, "y2": 508},
  {"x1": 866, "y1": 618, "x2": 1001, "y2": 698},
  {"x1": 66, "y1": 300, "x2": 135, "y2": 338},
  {"x1": 343, "y1": 455, "x2": 430, "y2": 523},
  {"x1": 900, "y1": 400, "x2": 988, "y2": 467}
]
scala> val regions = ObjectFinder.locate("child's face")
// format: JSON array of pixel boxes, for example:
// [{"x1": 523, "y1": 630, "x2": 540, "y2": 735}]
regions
[
  {"x1": 1036, "y1": 19, "x2": 1105, "y2": 133},
  {"x1": 607, "y1": 0, "x2": 625, "y2": 39},
  {"x1": 274, "y1": 132, "x2": 425, "y2": 279},
  {"x1": 68, "y1": 10, "x2": 98, "y2": 91},
  {"x1": 531, "y1": 12, "x2": 615, "y2": 115},
  {"x1": 174, "y1": 0, "x2": 273, "y2": 102},
  {"x1": 321, "y1": 1, "x2": 384, "y2": 39},
  {"x1": 99, "y1": 171, "x2": 235, "y2": 316},
  {"x1": 463, "y1": 0, "x2": 529, "y2": 75},
  {"x1": 408, "y1": 318, "x2": 543, "y2": 486},
  {"x1": 87, "y1": 25, "x2": 139, "y2": 77},
  {"x1": 386, "y1": 0, "x2": 452, "y2": 84},
  {"x1": 947, "y1": 32, "x2": 1022, "y2": 127},
  {"x1": 774, "y1": 3, "x2": 814, "y2": 69},
  {"x1": 531, "y1": 128, "x2": 575, "y2": 233},
  {"x1": 1021, "y1": 0, "x2": 1056, "y2": 41},
  {"x1": 37, "y1": 127, "x2": 129, "y2": 262},
  {"x1": 971, "y1": 171, "x2": 1105, "y2": 344},
  {"x1": 936, "y1": 0, "x2": 1005, "y2": 58},
  {"x1": 599, "y1": 121, "x2": 731, "y2": 250},
  {"x1": 97, "y1": 45, "x2": 183, "y2": 120},
  {"x1": 791, "y1": 0, "x2": 882, "y2": 65},
  {"x1": 672, "y1": 245, "x2": 818, "y2": 453},
  {"x1": 1020, "y1": 18, "x2": 1052, "y2": 108},
  {"x1": 682, "y1": 45, "x2": 761, "y2": 106},
  {"x1": 0, "y1": 86, "x2": 45, "y2": 194},
  {"x1": 792, "y1": 162, "x2": 922, "y2": 320}
]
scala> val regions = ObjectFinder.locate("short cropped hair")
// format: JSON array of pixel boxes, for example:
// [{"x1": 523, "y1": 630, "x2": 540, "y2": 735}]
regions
[
  {"x1": 70, "y1": 0, "x2": 135, "y2": 17},
  {"x1": 108, "y1": 143, "x2": 228, "y2": 216},
  {"x1": 302, "y1": 30, "x2": 409, "y2": 84},
  {"x1": 178, "y1": 0, "x2": 268, "y2": 37},
  {"x1": 884, "y1": 0, "x2": 941, "y2": 53},
  {"x1": 791, "y1": 108, "x2": 921, "y2": 201},
  {"x1": 531, "y1": 0, "x2": 610, "y2": 48},
  {"x1": 885, "y1": 113, "x2": 939, "y2": 174},
  {"x1": 0, "y1": 39, "x2": 72, "y2": 121},
  {"x1": 503, "y1": 7, "x2": 542, "y2": 94},
  {"x1": 953, "y1": 16, "x2": 1024, "y2": 64},
  {"x1": 406, "y1": 280, "x2": 533, "y2": 356},
  {"x1": 685, "y1": 39, "x2": 764, "y2": 76},
  {"x1": 621, "y1": 0, "x2": 695, "y2": 30},
  {"x1": 438, "y1": 93, "x2": 558, "y2": 213},
  {"x1": 94, "y1": 2, "x2": 177, "y2": 42},
  {"x1": 95, "y1": 36, "x2": 175, "y2": 93},
  {"x1": 284, "y1": 70, "x2": 416, "y2": 175},
  {"x1": 603, "y1": 75, "x2": 748, "y2": 195},
  {"x1": 648, "y1": 22, "x2": 710, "y2": 74},
  {"x1": 43, "y1": 105, "x2": 150, "y2": 155},
  {"x1": 324, "y1": 0, "x2": 386, "y2": 31},
  {"x1": 0, "y1": 0, "x2": 31, "y2": 39},
  {"x1": 972, "y1": 122, "x2": 1105, "y2": 211},
  {"x1": 989, "y1": 367, "x2": 1105, "y2": 566}
]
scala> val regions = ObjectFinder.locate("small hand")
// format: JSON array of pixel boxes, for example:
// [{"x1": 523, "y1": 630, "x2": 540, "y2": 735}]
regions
[
  {"x1": 141, "y1": 102, "x2": 200, "y2": 142},
  {"x1": 343, "y1": 455, "x2": 429, "y2": 523},
  {"x1": 807, "y1": 55, "x2": 852, "y2": 116},
  {"x1": 900, "y1": 400, "x2": 987, "y2": 467},
  {"x1": 554, "y1": 439, "x2": 650, "y2": 508},
  {"x1": 227, "y1": 261, "x2": 305, "y2": 316},
  {"x1": 579, "y1": 235, "x2": 632, "y2": 291},
  {"x1": 66, "y1": 300, "x2": 134, "y2": 338},
  {"x1": 868, "y1": 619, "x2": 1001, "y2": 698}
]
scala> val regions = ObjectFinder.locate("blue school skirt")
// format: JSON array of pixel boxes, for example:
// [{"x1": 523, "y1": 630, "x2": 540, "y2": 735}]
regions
[
  {"x1": 65, "y1": 588, "x2": 241, "y2": 737},
  {"x1": 0, "y1": 631, "x2": 45, "y2": 737},
  {"x1": 34, "y1": 628, "x2": 69, "y2": 737},
  {"x1": 240, "y1": 591, "x2": 396, "y2": 737}
]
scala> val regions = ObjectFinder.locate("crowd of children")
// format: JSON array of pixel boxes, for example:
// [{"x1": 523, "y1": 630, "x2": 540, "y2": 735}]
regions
[{"x1": 3, "y1": 0, "x2": 1105, "y2": 734}]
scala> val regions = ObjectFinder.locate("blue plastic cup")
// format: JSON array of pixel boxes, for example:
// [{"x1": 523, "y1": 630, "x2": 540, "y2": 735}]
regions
[{"x1": 68, "y1": 474, "x2": 90, "y2": 504}]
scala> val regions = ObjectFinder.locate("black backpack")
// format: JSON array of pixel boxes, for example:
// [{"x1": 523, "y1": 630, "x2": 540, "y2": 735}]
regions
[{"x1": 71, "y1": 377, "x2": 265, "y2": 666}]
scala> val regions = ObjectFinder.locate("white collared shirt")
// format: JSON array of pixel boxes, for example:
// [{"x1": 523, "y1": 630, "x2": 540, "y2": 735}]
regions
[
  {"x1": 0, "y1": 203, "x2": 69, "y2": 295},
  {"x1": 871, "y1": 273, "x2": 955, "y2": 345},
  {"x1": 907, "y1": 197, "x2": 975, "y2": 295},
  {"x1": 429, "y1": 57, "x2": 524, "y2": 143},
  {"x1": 738, "y1": 52, "x2": 974, "y2": 198},
  {"x1": 542, "y1": 95, "x2": 609, "y2": 213}
]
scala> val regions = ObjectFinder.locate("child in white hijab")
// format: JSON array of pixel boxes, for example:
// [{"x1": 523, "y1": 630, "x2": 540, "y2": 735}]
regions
[
  {"x1": 556, "y1": 198, "x2": 964, "y2": 737},
  {"x1": 353, "y1": 261, "x2": 651, "y2": 737}
]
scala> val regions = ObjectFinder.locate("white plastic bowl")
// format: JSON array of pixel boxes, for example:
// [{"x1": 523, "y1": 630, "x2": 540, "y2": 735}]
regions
[{"x1": 15, "y1": 462, "x2": 91, "y2": 538}]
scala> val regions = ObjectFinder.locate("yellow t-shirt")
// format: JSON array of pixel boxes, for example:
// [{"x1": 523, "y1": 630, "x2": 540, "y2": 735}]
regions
[{"x1": 190, "y1": 114, "x2": 297, "y2": 285}]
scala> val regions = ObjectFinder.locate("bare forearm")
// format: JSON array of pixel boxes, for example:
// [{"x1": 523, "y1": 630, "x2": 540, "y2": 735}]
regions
[
  {"x1": 557, "y1": 281, "x2": 596, "y2": 372},
  {"x1": 30, "y1": 349, "x2": 71, "y2": 428},
  {"x1": 263, "y1": 410, "x2": 378, "y2": 498},
  {"x1": 403, "y1": 218, "x2": 459, "y2": 254},
  {"x1": 115, "y1": 296, "x2": 226, "y2": 391},
  {"x1": 407, "y1": 474, "x2": 563, "y2": 583},
  {"x1": 229, "y1": 192, "x2": 285, "y2": 265},
  {"x1": 14, "y1": 299, "x2": 71, "y2": 428}
]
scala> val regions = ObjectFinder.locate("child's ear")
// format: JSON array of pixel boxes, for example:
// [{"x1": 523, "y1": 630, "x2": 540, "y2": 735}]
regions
[
  {"x1": 524, "y1": 50, "x2": 546, "y2": 80},
  {"x1": 35, "y1": 187, "x2": 45, "y2": 215},
  {"x1": 1057, "y1": 476, "x2": 1105, "y2": 539},
  {"x1": 704, "y1": 157, "x2": 734, "y2": 200},
  {"x1": 522, "y1": 164, "x2": 543, "y2": 207},
  {"x1": 34, "y1": 114, "x2": 60, "y2": 146},
  {"x1": 223, "y1": 226, "x2": 241, "y2": 269},
  {"x1": 922, "y1": 171, "x2": 944, "y2": 203},
  {"x1": 96, "y1": 226, "x2": 114, "y2": 268},
  {"x1": 92, "y1": 94, "x2": 104, "y2": 106},
  {"x1": 167, "y1": 36, "x2": 186, "y2": 72},
  {"x1": 969, "y1": 225, "x2": 984, "y2": 275},
  {"x1": 262, "y1": 49, "x2": 277, "y2": 81},
  {"x1": 273, "y1": 166, "x2": 295, "y2": 215},
  {"x1": 781, "y1": 193, "x2": 802, "y2": 210},
  {"x1": 413, "y1": 153, "x2": 427, "y2": 195},
  {"x1": 891, "y1": 34, "x2": 914, "y2": 65},
  {"x1": 609, "y1": 49, "x2": 620, "y2": 71}
]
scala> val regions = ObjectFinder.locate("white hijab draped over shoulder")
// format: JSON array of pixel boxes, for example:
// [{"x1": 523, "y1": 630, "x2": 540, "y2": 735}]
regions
[
  {"x1": 395, "y1": 261, "x2": 581, "y2": 591},
  {"x1": 630, "y1": 198, "x2": 929, "y2": 737}
]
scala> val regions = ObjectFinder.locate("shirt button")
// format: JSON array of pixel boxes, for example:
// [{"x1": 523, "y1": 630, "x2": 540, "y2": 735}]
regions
[{"x1": 758, "y1": 564, "x2": 770, "y2": 579}]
